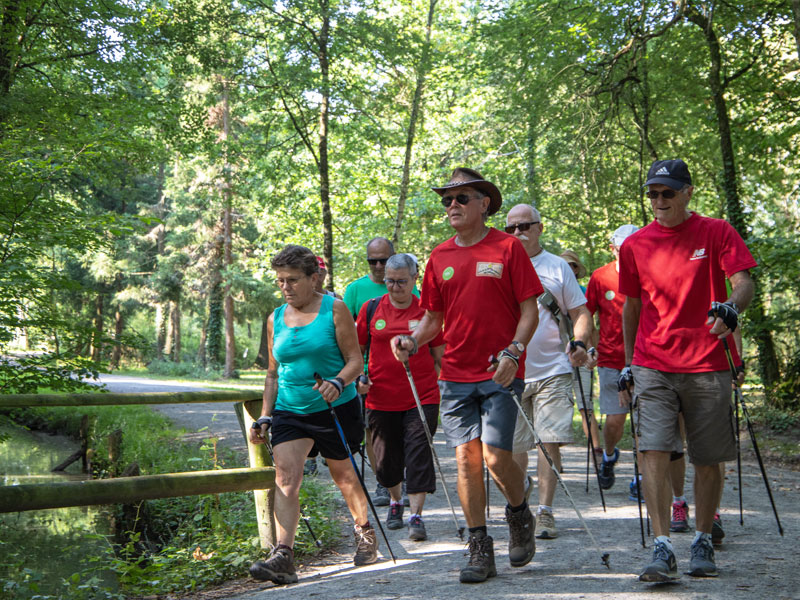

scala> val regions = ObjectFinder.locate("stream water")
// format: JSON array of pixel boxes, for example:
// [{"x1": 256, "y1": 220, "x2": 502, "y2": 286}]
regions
[{"x1": 0, "y1": 425, "x2": 118, "y2": 596}]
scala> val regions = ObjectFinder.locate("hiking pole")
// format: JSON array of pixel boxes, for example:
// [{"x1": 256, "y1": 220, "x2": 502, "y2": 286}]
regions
[
  {"x1": 573, "y1": 357, "x2": 607, "y2": 512},
  {"x1": 314, "y1": 374, "x2": 397, "y2": 562},
  {"x1": 265, "y1": 441, "x2": 322, "y2": 547},
  {"x1": 402, "y1": 360, "x2": 464, "y2": 539},
  {"x1": 629, "y1": 403, "x2": 646, "y2": 548},
  {"x1": 489, "y1": 356, "x2": 611, "y2": 569},
  {"x1": 485, "y1": 467, "x2": 491, "y2": 518},
  {"x1": 719, "y1": 340, "x2": 784, "y2": 536},
  {"x1": 735, "y1": 388, "x2": 743, "y2": 526}
]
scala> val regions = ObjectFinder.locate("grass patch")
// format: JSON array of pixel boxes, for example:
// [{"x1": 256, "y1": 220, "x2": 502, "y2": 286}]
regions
[{"x1": 0, "y1": 404, "x2": 339, "y2": 600}]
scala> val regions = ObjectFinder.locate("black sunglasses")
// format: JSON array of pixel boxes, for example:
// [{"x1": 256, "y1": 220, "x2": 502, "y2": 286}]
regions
[
  {"x1": 367, "y1": 258, "x2": 389, "y2": 266},
  {"x1": 441, "y1": 193, "x2": 476, "y2": 208},
  {"x1": 504, "y1": 221, "x2": 540, "y2": 234},
  {"x1": 646, "y1": 189, "x2": 678, "y2": 200}
]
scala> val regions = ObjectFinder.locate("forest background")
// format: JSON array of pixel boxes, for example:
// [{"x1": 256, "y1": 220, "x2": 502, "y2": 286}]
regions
[{"x1": 2, "y1": 0, "x2": 800, "y2": 408}]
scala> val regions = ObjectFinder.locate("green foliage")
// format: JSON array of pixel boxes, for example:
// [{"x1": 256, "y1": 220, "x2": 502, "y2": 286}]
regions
[{"x1": 771, "y1": 349, "x2": 800, "y2": 413}]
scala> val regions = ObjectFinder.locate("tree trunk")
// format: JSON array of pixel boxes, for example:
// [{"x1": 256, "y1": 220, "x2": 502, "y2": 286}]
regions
[
  {"x1": 393, "y1": 0, "x2": 438, "y2": 245},
  {"x1": 254, "y1": 313, "x2": 269, "y2": 369},
  {"x1": 686, "y1": 8, "x2": 782, "y2": 391},
  {"x1": 154, "y1": 162, "x2": 167, "y2": 359},
  {"x1": 206, "y1": 227, "x2": 224, "y2": 368},
  {"x1": 170, "y1": 299, "x2": 181, "y2": 361},
  {"x1": 792, "y1": 0, "x2": 800, "y2": 61},
  {"x1": 163, "y1": 303, "x2": 174, "y2": 360},
  {"x1": 318, "y1": 0, "x2": 334, "y2": 290},
  {"x1": 110, "y1": 306, "x2": 124, "y2": 370},
  {"x1": 197, "y1": 312, "x2": 208, "y2": 368},
  {"x1": 221, "y1": 81, "x2": 237, "y2": 379},
  {"x1": 90, "y1": 293, "x2": 104, "y2": 362}
]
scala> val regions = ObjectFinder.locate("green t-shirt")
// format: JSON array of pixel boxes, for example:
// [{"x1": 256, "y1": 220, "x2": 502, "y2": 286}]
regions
[{"x1": 343, "y1": 275, "x2": 419, "y2": 319}]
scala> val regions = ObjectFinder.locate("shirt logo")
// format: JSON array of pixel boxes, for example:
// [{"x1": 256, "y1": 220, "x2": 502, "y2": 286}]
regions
[
  {"x1": 605, "y1": 290, "x2": 615, "y2": 301},
  {"x1": 375, "y1": 319, "x2": 386, "y2": 330},
  {"x1": 442, "y1": 266, "x2": 455, "y2": 280},
  {"x1": 408, "y1": 320, "x2": 419, "y2": 331},
  {"x1": 689, "y1": 248, "x2": 707, "y2": 261},
  {"x1": 476, "y1": 262, "x2": 504, "y2": 278},
  {"x1": 655, "y1": 166, "x2": 670, "y2": 176}
]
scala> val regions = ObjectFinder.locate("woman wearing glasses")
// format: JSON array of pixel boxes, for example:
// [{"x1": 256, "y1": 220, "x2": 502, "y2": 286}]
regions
[
  {"x1": 249, "y1": 244, "x2": 378, "y2": 584},
  {"x1": 356, "y1": 253, "x2": 445, "y2": 541}
]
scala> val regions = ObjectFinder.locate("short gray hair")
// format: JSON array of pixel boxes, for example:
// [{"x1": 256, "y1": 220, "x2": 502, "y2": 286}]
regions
[{"x1": 385, "y1": 253, "x2": 418, "y2": 276}]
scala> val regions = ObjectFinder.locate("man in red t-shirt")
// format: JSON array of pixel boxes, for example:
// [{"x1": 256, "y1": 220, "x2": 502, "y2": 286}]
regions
[
  {"x1": 585, "y1": 224, "x2": 638, "y2": 490},
  {"x1": 392, "y1": 168, "x2": 542, "y2": 584},
  {"x1": 617, "y1": 159, "x2": 756, "y2": 583}
]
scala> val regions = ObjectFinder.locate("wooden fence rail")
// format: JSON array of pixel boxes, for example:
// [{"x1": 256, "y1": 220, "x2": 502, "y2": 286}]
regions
[{"x1": 0, "y1": 390, "x2": 277, "y2": 547}]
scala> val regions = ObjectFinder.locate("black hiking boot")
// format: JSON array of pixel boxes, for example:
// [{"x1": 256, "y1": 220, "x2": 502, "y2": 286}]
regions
[
  {"x1": 353, "y1": 523, "x2": 378, "y2": 566},
  {"x1": 712, "y1": 513, "x2": 725, "y2": 546},
  {"x1": 506, "y1": 505, "x2": 536, "y2": 567},
  {"x1": 386, "y1": 503, "x2": 404, "y2": 530},
  {"x1": 598, "y1": 447, "x2": 619, "y2": 490},
  {"x1": 249, "y1": 544, "x2": 298, "y2": 585},
  {"x1": 459, "y1": 529, "x2": 496, "y2": 583}
]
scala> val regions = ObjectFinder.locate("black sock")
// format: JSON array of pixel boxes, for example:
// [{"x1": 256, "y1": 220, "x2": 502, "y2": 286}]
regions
[
  {"x1": 508, "y1": 500, "x2": 528, "y2": 513},
  {"x1": 468, "y1": 525, "x2": 487, "y2": 535}
]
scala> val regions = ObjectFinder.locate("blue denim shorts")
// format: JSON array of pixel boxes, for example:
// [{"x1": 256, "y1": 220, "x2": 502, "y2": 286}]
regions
[{"x1": 438, "y1": 378, "x2": 524, "y2": 451}]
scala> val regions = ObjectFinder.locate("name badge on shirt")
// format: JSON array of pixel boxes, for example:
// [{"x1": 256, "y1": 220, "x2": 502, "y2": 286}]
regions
[
  {"x1": 476, "y1": 262, "x2": 503, "y2": 278},
  {"x1": 408, "y1": 320, "x2": 419, "y2": 331}
]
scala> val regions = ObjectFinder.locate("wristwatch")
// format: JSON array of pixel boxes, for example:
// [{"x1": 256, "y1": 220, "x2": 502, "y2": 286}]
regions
[{"x1": 510, "y1": 340, "x2": 525, "y2": 355}]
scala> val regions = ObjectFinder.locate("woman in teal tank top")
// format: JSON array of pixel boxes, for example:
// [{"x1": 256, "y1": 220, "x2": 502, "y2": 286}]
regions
[{"x1": 248, "y1": 245, "x2": 379, "y2": 583}]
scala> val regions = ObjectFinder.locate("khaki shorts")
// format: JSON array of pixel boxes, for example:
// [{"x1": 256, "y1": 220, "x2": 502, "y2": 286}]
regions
[
  {"x1": 512, "y1": 373, "x2": 574, "y2": 452},
  {"x1": 632, "y1": 366, "x2": 735, "y2": 465}
]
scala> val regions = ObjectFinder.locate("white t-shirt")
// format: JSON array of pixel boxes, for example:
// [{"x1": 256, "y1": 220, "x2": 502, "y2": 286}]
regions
[{"x1": 524, "y1": 249, "x2": 587, "y2": 382}]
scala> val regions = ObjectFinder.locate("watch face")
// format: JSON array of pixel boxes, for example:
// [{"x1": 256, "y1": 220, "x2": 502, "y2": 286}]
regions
[{"x1": 513, "y1": 341, "x2": 524, "y2": 353}]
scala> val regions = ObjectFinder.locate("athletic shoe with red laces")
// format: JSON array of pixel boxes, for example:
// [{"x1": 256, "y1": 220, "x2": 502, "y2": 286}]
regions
[
  {"x1": 670, "y1": 500, "x2": 691, "y2": 533},
  {"x1": 712, "y1": 513, "x2": 725, "y2": 546}
]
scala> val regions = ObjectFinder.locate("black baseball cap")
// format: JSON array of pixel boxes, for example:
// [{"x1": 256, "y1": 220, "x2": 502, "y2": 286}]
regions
[{"x1": 643, "y1": 159, "x2": 692, "y2": 190}]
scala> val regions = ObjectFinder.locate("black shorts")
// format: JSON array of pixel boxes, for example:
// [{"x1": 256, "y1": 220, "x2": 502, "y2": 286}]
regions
[
  {"x1": 271, "y1": 397, "x2": 364, "y2": 460},
  {"x1": 367, "y1": 404, "x2": 439, "y2": 495}
]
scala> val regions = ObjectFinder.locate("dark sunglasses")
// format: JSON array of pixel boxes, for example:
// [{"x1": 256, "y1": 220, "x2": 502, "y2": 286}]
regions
[
  {"x1": 367, "y1": 257, "x2": 389, "y2": 266},
  {"x1": 441, "y1": 193, "x2": 475, "y2": 208},
  {"x1": 504, "y1": 221, "x2": 540, "y2": 234},
  {"x1": 646, "y1": 189, "x2": 678, "y2": 200}
]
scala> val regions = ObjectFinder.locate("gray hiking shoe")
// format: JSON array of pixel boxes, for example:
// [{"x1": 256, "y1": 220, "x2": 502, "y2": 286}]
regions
[
  {"x1": 408, "y1": 515, "x2": 427, "y2": 541},
  {"x1": 506, "y1": 505, "x2": 536, "y2": 567},
  {"x1": 535, "y1": 508, "x2": 557, "y2": 539},
  {"x1": 373, "y1": 483, "x2": 390, "y2": 507},
  {"x1": 639, "y1": 540, "x2": 679, "y2": 582},
  {"x1": 386, "y1": 503, "x2": 404, "y2": 530},
  {"x1": 353, "y1": 524, "x2": 378, "y2": 566},
  {"x1": 249, "y1": 544, "x2": 298, "y2": 585},
  {"x1": 459, "y1": 530, "x2": 496, "y2": 583},
  {"x1": 688, "y1": 536, "x2": 718, "y2": 577}
]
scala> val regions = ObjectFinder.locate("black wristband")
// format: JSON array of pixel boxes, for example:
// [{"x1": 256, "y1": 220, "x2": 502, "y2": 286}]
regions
[
  {"x1": 497, "y1": 348, "x2": 520, "y2": 369},
  {"x1": 252, "y1": 416, "x2": 272, "y2": 430},
  {"x1": 569, "y1": 339, "x2": 586, "y2": 351}
]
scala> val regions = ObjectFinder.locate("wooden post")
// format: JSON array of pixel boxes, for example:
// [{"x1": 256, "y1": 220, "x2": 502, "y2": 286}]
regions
[
  {"x1": 108, "y1": 429, "x2": 123, "y2": 477},
  {"x1": 235, "y1": 400, "x2": 275, "y2": 549}
]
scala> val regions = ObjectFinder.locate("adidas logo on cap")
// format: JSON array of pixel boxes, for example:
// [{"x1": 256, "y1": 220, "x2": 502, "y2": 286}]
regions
[
  {"x1": 655, "y1": 167, "x2": 669, "y2": 175},
  {"x1": 644, "y1": 159, "x2": 692, "y2": 188}
]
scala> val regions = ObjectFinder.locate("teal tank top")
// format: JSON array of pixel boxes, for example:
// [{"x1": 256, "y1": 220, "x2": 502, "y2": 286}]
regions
[{"x1": 272, "y1": 294, "x2": 356, "y2": 414}]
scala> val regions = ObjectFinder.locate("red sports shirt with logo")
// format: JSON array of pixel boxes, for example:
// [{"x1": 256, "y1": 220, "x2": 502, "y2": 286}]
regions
[
  {"x1": 618, "y1": 213, "x2": 756, "y2": 372},
  {"x1": 585, "y1": 261, "x2": 626, "y2": 370},
  {"x1": 356, "y1": 295, "x2": 444, "y2": 411},
  {"x1": 421, "y1": 228, "x2": 543, "y2": 382}
]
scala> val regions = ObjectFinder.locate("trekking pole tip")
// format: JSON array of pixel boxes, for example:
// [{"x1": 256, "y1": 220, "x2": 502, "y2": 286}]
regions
[{"x1": 601, "y1": 553, "x2": 611, "y2": 569}]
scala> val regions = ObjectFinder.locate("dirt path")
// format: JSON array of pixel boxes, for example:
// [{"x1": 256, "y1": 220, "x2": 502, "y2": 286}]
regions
[{"x1": 96, "y1": 375, "x2": 798, "y2": 599}]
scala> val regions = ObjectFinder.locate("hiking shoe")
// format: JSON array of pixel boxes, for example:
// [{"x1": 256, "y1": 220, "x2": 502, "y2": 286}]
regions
[
  {"x1": 373, "y1": 483, "x2": 390, "y2": 507},
  {"x1": 639, "y1": 540, "x2": 679, "y2": 582},
  {"x1": 459, "y1": 530, "x2": 496, "y2": 583},
  {"x1": 386, "y1": 503, "x2": 404, "y2": 530},
  {"x1": 535, "y1": 508, "x2": 557, "y2": 539},
  {"x1": 506, "y1": 505, "x2": 536, "y2": 566},
  {"x1": 688, "y1": 537, "x2": 718, "y2": 577},
  {"x1": 249, "y1": 544, "x2": 298, "y2": 584},
  {"x1": 353, "y1": 524, "x2": 378, "y2": 566},
  {"x1": 629, "y1": 476, "x2": 643, "y2": 502},
  {"x1": 408, "y1": 515, "x2": 427, "y2": 541},
  {"x1": 402, "y1": 480, "x2": 410, "y2": 507},
  {"x1": 303, "y1": 458, "x2": 317, "y2": 476},
  {"x1": 712, "y1": 513, "x2": 725, "y2": 546},
  {"x1": 670, "y1": 500, "x2": 691, "y2": 532},
  {"x1": 598, "y1": 448, "x2": 619, "y2": 490}
]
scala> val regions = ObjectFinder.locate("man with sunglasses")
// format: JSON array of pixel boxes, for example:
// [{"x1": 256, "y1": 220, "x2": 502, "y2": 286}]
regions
[
  {"x1": 343, "y1": 237, "x2": 396, "y2": 320},
  {"x1": 505, "y1": 204, "x2": 594, "y2": 541},
  {"x1": 617, "y1": 159, "x2": 756, "y2": 582},
  {"x1": 391, "y1": 167, "x2": 542, "y2": 584}
]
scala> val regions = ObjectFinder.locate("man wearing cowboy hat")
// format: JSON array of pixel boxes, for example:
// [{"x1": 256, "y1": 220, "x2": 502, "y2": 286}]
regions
[
  {"x1": 505, "y1": 204, "x2": 594, "y2": 541},
  {"x1": 392, "y1": 168, "x2": 542, "y2": 583}
]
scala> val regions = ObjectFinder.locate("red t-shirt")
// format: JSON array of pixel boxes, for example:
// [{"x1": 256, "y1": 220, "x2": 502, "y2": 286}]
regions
[
  {"x1": 618, "y1": 213, "x2": 756, "y2": 372},
  {"x1": 585, "y1": 261, "x2": 626, "y2": 370},
  {"x1": 356, "y1": 295, "x2": 444, "y2": 411},
  {"x1": 421, "y1": 228, "x2": 543, "y2": 382}
]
